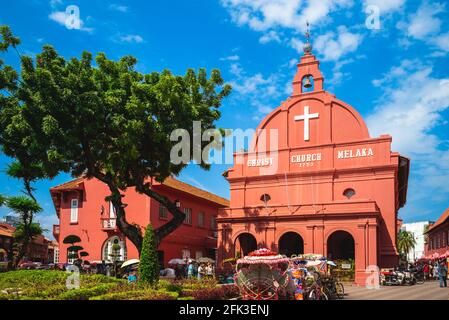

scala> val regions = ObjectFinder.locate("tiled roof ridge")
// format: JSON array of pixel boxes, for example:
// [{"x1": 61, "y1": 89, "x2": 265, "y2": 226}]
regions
[{"x1": 50, "y1": 175, "x2": 229, "y2": 207}]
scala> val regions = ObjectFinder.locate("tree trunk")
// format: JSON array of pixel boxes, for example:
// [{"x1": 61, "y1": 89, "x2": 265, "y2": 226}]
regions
[
  {"x1": 106, "y1": 184, "x2": 143, "y2": 254},
  {"x1": 99, "y1": 176, "x2": 185, "y2": 255},
  {"x1": 137, "y1": 183, "x2": 186, "y2": 248}
]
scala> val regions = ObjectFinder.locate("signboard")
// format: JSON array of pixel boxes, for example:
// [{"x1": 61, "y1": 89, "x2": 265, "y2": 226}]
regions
[
  {"x1": 246, "y1": 147, "x2": 375, "y2": 167},
  {"x1": 341, "y1": 263, "x2": 352, "y2": 270}
]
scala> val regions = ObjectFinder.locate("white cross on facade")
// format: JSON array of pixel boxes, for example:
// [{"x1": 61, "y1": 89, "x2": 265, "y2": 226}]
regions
[{"x1": 294, "y1": 106, "x2": 319, "y2": 141}]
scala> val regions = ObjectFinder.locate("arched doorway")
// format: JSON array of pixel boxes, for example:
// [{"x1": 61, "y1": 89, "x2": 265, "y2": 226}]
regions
[
  {"x1": 327, "y1": 230, "x2": 355, "y2": 281},
  {"x1": 278, "y1": 232, "x2": 304, "y2": 257},
  {"x1": 327, "y1": 231, "x2": 355, "y2": 260},
  {"x1": 235, "y1": 233, "x2": 257, "y2": 257},
  {"x1": 102, "y1": 236, "x2": 127, "y2": 263}
]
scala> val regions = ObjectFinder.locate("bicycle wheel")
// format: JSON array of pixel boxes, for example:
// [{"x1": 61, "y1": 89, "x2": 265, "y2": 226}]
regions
[
  {"x1": 416, "y1": 275, "x2": 425, "y2": 285},
  {"x1": 336, "y1": 282, "x2": 345, "y2": 299}
]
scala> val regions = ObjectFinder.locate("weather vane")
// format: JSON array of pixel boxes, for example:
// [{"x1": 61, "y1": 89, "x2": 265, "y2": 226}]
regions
[{"x1": 303, "y1": 21, "x2": 312, "y2": 54}]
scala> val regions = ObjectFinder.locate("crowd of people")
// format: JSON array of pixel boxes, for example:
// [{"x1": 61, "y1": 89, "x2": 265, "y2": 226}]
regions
[
  {"x1": 411, "y1": 259, "x2": 448, "y2": 287},
  {"x1": 174, "y1": 260, "x2": 215, "y2": 280}
]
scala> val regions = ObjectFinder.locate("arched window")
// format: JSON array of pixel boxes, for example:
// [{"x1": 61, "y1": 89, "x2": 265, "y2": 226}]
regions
[
  {"x1": 343, "y1": 188, "x2": 356, "y2": 199},
  {"x1": 102, "y1": 236, "x2": 127, "y2": 263}
]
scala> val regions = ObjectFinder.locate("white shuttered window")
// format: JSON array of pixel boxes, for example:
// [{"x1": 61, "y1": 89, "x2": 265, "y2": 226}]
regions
[{"x1": 70, "y1": 198, "x2": 79, "y2": 223}]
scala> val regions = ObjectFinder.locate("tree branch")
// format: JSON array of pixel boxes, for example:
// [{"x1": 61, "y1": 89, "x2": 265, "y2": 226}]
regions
[{"x1": 136, "y1": 182, "x2": 185, "y2": 247}]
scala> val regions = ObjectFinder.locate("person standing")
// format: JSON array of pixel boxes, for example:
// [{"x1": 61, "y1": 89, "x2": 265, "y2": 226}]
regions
[
  {"x1": 127, "y1": 270, "x2": 137, "y2": 283},
  {"x1": 197, "y1": 263, "x2": 204, "y2": 280},
  {"x1": 423, "y1": 263, "x2": 429, "y2": 280},
  {"x1": 187, "y1": 260, "x2": 194, "y2": 279},
  {"x1": 205, "y1": 263, "x2": 214, "y2": 279},
  {"x1": 433, "y1": 262, "x2": 439, "y2": 279},
  {"x1": 437, "y1": 260, "x2": 448, "y2": 288}
]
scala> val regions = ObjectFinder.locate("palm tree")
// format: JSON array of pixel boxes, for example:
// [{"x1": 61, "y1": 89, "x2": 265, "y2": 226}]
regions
[{"x1": 397, "y1": 230, "x2": 417, "y2": 261}]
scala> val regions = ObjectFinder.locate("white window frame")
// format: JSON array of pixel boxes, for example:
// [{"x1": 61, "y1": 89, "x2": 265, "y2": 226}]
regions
[
  {"x1": 183, "y1": 208, "x2": 192, "y2": 225},
  {"x1": 109, "y1": 201, "x2": 116, "y2": 219},
  {"x1": 195, "y1": 250, "x2": 203, "y2": 259},
  {"x1": 70, "y1": 198, "x2": 79, "y2": 223},
  {"x1": 54, "y1": 248, "x2": 59, "y2": 264}
]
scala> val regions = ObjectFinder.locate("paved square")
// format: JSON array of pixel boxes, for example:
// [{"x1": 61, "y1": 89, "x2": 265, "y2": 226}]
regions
[{"x1": 344, "y1": 281, "x2": 449, "y2": 300}]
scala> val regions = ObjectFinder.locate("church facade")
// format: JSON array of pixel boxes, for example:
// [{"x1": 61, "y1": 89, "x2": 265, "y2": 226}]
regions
[{"x1": 217, "y1": 45, "x2": 410, "y2": 285}]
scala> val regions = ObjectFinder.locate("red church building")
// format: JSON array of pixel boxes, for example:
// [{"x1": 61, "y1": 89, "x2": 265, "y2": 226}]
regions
[
  {"x1": 217, "y1": 40, "x2": 410, "y2": 285},
  {"x1": 51, "y1": 176, "x2": 228, "y2": 267}
]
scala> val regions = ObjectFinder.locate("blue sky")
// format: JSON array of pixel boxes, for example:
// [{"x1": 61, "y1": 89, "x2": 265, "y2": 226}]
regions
[{"x1": 1, "y1": 0, "x2": 449, "y2": 238}]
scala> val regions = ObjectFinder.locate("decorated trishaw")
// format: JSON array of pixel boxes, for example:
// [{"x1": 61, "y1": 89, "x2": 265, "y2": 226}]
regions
[
  {"x1": 288, "y1": 253, "x2": 343, "y2": 300},
  {"x1": 234, "y1": 248, "x2": 290, "y2": 300}
]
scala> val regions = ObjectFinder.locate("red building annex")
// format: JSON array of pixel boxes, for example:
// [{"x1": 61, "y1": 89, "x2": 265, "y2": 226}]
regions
[
  {"x1": 217, "y1": 42, "x2": 410, "y2": 285},
  {"x1": 51, "y1": 177, "x2": 228, "y2": 267},
  {"x1": 425, "y1": 207, "x2": 449, "y2": 259}
]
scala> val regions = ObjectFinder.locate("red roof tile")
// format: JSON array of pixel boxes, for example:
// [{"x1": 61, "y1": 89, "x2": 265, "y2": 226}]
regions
[
  {"x1": 0, "y1": 223, "x2": 14, "y2": 238},
  {"x1": 50, "y1": 177, "x2": 84, "y2": 191},
  {"x1": 427, "y1": 207, "x2": 449, "y2": 232},
  {"x1": 50, "y1": 176, "x2": 230, "y2": 207},
  {"x1": 160, "y1": 176, "x2": 229, "y2": 207}
]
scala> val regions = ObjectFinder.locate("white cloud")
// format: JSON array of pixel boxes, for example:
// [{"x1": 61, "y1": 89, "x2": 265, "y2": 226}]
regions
[
  {"x1": 313, "y1": 26, "x2": 363, "y2": 62},
  {"x1": 398, "y1": 1, "x2": 449, "y2": 53},
  {"x1": 227, "y1": 62, "x2": 289, "y2": 119},
  {"x1": 363, "y1": 0, "x2": 405, "y2": 13},
  {"x1": 367, "y1": 62, "x2": 449, "y2": 156},
  {"x1": 49, "y1": 11, "x2": 94, "y2": 33},
  {"x1": 220, "y1": 55, "x2": 240, "y2": 61},
  {"x1": 116, "y1": 34, "x2": 144, "y2": 43},
  {"x1": 407, "y1": 1, "x2": 444, "y2": 40},
  {"x1": 49, "y1": 0, "x2": 62, "y2": 8},
  {"x1": 259, "y1": 30, "x2": 281, "y2": 44},
  {"x1": 433, "y1": 32, "x2": 449, "y2": 51},
  {"x1": 109, "y1": 4, "x2": 129, "y2": 13},
  {"x1": 367, "y1": 61, "x2": 449, "y2": 216},
  {"x1": 221, "y1": 0, "x2": 353, "y2": 32}
]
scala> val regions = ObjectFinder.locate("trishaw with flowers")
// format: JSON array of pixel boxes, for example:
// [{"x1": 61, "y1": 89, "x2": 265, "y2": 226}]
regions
[{"x1": 234, "y1": 248, "x2": 290, "y2": 300}]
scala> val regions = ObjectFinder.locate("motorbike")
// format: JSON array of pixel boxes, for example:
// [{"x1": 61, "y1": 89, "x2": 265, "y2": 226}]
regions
[
  {"x1": 380, "y1": 269, "x2": 405, "y2": 286},
  {"x1": 380, "y1": 268, "x2": 418, "y2": 286},
  {"x1": 401, "y1": 270, "x2": 416, "y2": 285}
]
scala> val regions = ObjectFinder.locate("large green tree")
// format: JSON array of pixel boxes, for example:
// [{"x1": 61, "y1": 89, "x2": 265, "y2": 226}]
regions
[{"x1": 0, "y1": 26, "x2": 231, "y2": 253}]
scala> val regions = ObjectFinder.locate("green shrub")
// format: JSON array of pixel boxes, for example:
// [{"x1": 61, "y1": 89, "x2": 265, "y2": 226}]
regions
[
  {"x1": 0, "y1": 270, "x2": 125, "y2": 300},
  {"x1": 178, "y1": 278, "x2": 218, "y2": 291},
  {"x1": 90, "y1": 289, "x2": 178, "y2": 300},
  {"x1": 139, "y1": 224, "x2": 159, "y2": 285},
  {"x1": 58, "y1": 283, "x2": 119, "y2": 300},
  {"x1": 180, "y1": 284, "x2": 239, "y2": 300},
  {"x1": 157, "y1": 279, "x2": 182, "y2": 293}
]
